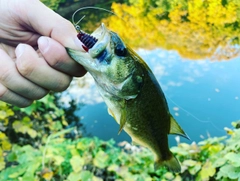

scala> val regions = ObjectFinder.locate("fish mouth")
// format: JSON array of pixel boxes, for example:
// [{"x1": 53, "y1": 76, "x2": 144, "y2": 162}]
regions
[{"x1": 77, "y1": 23, "x2": 107, "y2": 51}]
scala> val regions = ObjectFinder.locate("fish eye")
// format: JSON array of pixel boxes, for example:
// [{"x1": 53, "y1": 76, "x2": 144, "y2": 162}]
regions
[{"x1": 115, "y1": 44, "x2": 127, "y2": 57}]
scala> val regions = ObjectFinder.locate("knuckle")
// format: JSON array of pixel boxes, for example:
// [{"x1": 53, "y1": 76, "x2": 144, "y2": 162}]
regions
[
  {"x1": 18, "y1": 100, "x2": 33, "y2": 108},
  {"x1": 49, "y1": 58, "x2": 63, "y2": 69},
  {"x1": 0, "y1": 85, "x2": 32, "y2": 108},
  {"x1": 21, "y1": 86, "x2": 49, "y2": 100},
  {"x1": 0, "y1": 67, "x2": 14, "y2": 83},
  {"x1": 53, "y1": 76, "x2": 72, "y2": 92},
  {"x1": 17, "y1": 60, "x2": 34, "y2": 78},
  {"x1": 0, "y1": 85, "x2": 8, "y2": 99},
  {"x1": 33, "y1": 89, "x2": 49, "y2": 100}
]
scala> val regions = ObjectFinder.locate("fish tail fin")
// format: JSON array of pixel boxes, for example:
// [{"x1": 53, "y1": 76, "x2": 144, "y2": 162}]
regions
[{"x1": 155, "y1": 153, "x2": 181, "y2": 173}]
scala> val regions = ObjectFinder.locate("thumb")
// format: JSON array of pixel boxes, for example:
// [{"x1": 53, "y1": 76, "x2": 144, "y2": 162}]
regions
[{"x1": 14, "y1": 0, "x2": 83, "y2": 50}]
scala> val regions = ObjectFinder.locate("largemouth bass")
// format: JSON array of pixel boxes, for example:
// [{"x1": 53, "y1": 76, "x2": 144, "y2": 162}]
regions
[{"x1": 67, "y1": 23, "x2": 189, "y2": 172}]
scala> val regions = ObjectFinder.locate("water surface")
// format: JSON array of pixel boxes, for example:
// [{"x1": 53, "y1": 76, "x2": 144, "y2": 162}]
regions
[
  {"x1": 62, "y1": 1, "x2": 240, "y2": 146},
  {"x1": 66, "y1": 48, "x2": 240, "y2": 145}
]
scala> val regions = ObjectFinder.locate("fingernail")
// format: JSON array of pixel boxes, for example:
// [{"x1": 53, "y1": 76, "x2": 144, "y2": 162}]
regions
[
  {"x1": 15, "y1": 44, "x2": 25, "y2": 58},
  {"x1": 38, "y1": 36, "x2": 49, "y2": 54}
]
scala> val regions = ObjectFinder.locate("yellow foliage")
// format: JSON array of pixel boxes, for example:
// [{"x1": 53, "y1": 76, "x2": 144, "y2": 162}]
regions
[
  {"x1": 0, "y1": 132, "x2": 11, "y2": 171},
  {"x1": 70, "y1": 155, "x2": 84, "y2": 172},
  {"x1": 12, "y1": 118, "x2": 38, "y2": 138},
  {"x1": 0, "y1": 102, "x2": 13, "y2": 126},
  {"x1": 1, "y1": 140, "x2": 11, "y2": 151},
  {"x1": 41, "y1": 168, "x2": 54, "y2": 181},
  {"x1": 198, "y1": 161, "x2": 216, "y2": 180},
  {"x1": 0, "y1": 148, "x2": 5, "y2": 171},
  {"x1": 0, "y1": 132, "x2": 6, "y2": 140},
  {"x1": 105, "y1": 0, "x2": 240, "y2": 60},
  {"x1": 0, "y1": 132, "x2": 12, "y2": 151}
]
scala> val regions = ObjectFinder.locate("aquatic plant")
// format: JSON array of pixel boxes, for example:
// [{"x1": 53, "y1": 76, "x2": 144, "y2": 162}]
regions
[{"x1": 1, "y1": 95, "x2": 240, "y2": 180}]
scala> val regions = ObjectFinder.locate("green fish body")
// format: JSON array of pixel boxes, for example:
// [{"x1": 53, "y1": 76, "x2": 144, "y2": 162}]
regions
[{"x1": 67, "y1": 24, "x2": 188, "y2": 172}]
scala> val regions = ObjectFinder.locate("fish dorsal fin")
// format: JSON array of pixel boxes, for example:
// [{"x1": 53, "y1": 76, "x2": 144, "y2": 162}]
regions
[{"x1": 170, "y1": 115, "x2": 190, "y2": 140}]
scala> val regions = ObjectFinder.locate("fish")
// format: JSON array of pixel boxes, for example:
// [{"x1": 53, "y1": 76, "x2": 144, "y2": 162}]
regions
[{"x1": 67, "y1": 23, "x2": 189, "y2": 172}]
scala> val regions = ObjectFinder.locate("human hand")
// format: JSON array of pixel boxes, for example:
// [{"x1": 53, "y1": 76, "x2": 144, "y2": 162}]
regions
[{"x1": 0, "y1": 0, "x2": 85, "y2": 107}]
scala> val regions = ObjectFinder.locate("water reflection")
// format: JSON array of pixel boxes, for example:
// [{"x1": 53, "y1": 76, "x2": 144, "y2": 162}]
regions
[
  {"x1": 68, "y1": 1, "x2": 240, "y2": 60},
  {"x1": 105, "y1": 1, "x2": 240, "y2": 60},
  {"x1": 62, "y1": 1, "x2": 240, "y2": 145}
]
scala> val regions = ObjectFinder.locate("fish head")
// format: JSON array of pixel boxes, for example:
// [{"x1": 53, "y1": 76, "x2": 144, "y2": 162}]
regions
[{"x1": 68, "y1": 23, "x2": 144, "y2": 99}]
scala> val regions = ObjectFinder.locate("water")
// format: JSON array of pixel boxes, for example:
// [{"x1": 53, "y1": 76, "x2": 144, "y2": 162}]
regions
[
  {"x1": 61, "y1": 1, "x2": 240, "y2": 146},
  {"x1": 65, "y1": 48, "x2": 240, "y2": 146}
]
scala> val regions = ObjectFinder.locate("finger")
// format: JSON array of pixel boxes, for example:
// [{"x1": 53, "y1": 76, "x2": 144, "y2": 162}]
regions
[
  {"x1": 38, "y1": 36, "x2": 86, "y2": 77},
  {"x1": 14, "y1": 0, "x2": 84, "y2": 50},
  {"x1": 15, "y1": 44, "x2": 72, "y2": 92},
  {"x1": 0, "y1": 84, "x2": 32, "y2": 108},
  {"x1": 0, "y1": 48, "x2": 48, "y2": 100}
]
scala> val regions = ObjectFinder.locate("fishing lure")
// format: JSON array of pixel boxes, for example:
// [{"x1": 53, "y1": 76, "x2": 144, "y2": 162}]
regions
[
  {"x1": 72, "y1": 7, "x2": 120, "y2": 52},
  {"x1": 74, "y1": 23, "x2": 98, "y2": 52},
  {"x1": 77, "y1": 30, "x2": 98, "y2": 52}
]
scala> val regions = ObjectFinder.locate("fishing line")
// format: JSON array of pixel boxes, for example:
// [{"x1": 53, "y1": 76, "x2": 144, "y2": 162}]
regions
[
  {"x1": 74, "y1": 15, "x2": 86, "y2": 31},
  {"x1": 72, "y1": 6, "x2": 122, "y2": 28},
  {"x1": 165, "y1": 94, "x2": 225, "y2": 133}
]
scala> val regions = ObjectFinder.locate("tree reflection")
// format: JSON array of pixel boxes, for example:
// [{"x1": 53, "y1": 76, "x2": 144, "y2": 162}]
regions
[
  {"x1": 103, "y1": 0, "x2": 240, "y2": 60},
  {"x1": 44, "y1": 0, "x2": 240, "y2": 60}
]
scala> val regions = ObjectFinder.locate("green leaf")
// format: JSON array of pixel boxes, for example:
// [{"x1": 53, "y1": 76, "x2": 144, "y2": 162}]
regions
[
  {"x1": 17, "y1": 145, "x2": 41, "y2": 164},
  {"x1": 93, "y1": 150, "x2": 109, "y2": 169},
  {"x1": 219, "y1": 165, "x2": 240, "y2": 179},
  {"x1": 189, "y1": 162, "x2": 201, "y2": 175},
  {"x1": 183, "y1": 159, "x2": 198, "y2": 167},
  {"x1": 25, "y1": 161, "x2": 41, "y2": 175},
  {"x1": 52, "y1": 121, "x2": 63, "y2": 131},
  {"x1": 21, "y1": 175, "x2": 36, "y2": 181},
  {"x1": 0, "y1": 111, "x2": 7, "y2": 119},
  {"x1": 107, "y1": 164, "x2": 119, "y2": 172},
  {"x1": 20, "y1": 103, "x2": 38, "y2": 115},
  {"x1": 70, "y1": 155, "x2": 84, "y2": 172},
  {"x1": 164, "y1": 172, "x2": 174, "y2": 180},
  {"x1": 228, "y1": 170, "x2": 240, "y2": 180},
  {"x1": 0, "y1": 151, "x2": 5, "y2": 171},
  {"x1": 171, "y1": 143, "x2": 190, "y2": 156},
  {"x1": 12, "y1": 121, "x2": 27, "y2": 134},
  {"x1": 80, "y1": 171, "x2": 93, "y2": 181},
  {"x1": 225, "y1": 152, "x2": 240, "y2": 167},
  {"x1": 67, "y1": 172, "x2": 82, "y2": 181},
  {"x1": 212, "y1": 157, "x2": 226, "y2": 168},
  {"x1": 7, "y1": 165, "x2": 27, "y2": 178},
  {"x1": 93, "y1": 176, "x2": 104, "y2": 181},
  {"x1": 77, "y1": 140, "x2": 91, "y2": 151},
  {"x1": 27, "y1": 129, "x2": 38, "y2": 138},
  {"x1": 53, "y1": 155, "x2": 65, "y2": 166},
  {"x1": 49, "y1": 127, "x2": 75, "y2": 139},
  {"x1": 173, "y1": 175, "x2": 182, "y2": 181},
  {"x1": 198, "y1": 161, "x2": 215, "y2": 180}
]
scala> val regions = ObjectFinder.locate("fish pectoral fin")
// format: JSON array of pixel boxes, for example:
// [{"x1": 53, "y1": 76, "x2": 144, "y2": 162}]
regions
[
  {"x1": 169, "y1": 115, "x2": 190, "y2": 140},
  {"x1": 118, "y1": 109, "x2": 127, "y2": 135},
  {"x1": 108, "y1": 108, "x2": 115, "y2": 119}
]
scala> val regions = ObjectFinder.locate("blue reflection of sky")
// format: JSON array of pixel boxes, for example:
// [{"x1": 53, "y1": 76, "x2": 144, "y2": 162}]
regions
[{"x1": 67, "y1": 48, "x2": 240, "y2": 145}]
